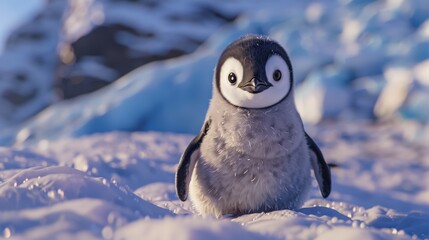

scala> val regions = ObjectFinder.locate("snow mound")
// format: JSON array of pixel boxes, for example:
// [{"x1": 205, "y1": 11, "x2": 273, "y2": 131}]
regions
[
  {"x1": 115, "y1": 217, "x2": 270, "y2": 240},
  {"x1": 0, "y1": 124, "x2": 428, "y2": 239}
]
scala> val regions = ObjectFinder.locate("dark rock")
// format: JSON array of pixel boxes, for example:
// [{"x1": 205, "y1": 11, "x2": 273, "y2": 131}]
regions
[
  {"x1": 2, "y1": 89, "x2": 38, "y2": 106},
  {"x1": 54, "y1": 2, "x2": 238, "y2": 100}
]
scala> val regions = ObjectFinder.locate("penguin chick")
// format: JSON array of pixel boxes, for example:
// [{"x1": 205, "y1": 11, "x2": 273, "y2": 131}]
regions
[{"x1": 176, "y1": 35, "x2": 331, "y2": 218}]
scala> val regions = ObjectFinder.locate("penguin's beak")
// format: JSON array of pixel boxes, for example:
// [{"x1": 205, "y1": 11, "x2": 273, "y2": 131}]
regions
[{"x1": 238, "y1": 77, "x2": 272, "y2": 94}]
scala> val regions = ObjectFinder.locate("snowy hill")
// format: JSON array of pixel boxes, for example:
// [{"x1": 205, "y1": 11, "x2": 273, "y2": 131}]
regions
[
  {"x1": 0, "y1": 123, "x2": 428, "y2": 239},
  {"x1": 1, "y1": 0, "x2": 429, "y2": 145}
]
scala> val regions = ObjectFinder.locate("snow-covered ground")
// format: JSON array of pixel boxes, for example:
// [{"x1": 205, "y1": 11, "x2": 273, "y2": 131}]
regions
[
  {"x1": 0, "y1": 0, "x2": 428, "y2": 239},
  {"x1": 0, "y1": 123, "x2": 428, "y2": 239}
]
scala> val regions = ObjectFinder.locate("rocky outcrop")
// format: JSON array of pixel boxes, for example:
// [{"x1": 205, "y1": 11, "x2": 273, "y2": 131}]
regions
[
  {"x1": 55, "y1": 0, "x2": 237, "y2": 99},
  {"x1": 0, "y1": 0, "x2": 238, "y2": 128}
]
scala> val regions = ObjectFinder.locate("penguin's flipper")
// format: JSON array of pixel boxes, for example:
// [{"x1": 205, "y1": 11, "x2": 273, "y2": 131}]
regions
[
  {"x1": 305, "y1": 132, "x2": 331, "y2": 198},
  {"x1": 175, "y1": 120, "x2": 211, "y2": 201}
]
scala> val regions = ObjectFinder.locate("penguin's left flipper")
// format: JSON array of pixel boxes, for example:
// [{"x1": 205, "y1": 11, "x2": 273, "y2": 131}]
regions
[
  {"x1": 305, "y1": 132, "x2": 331, "y2": 198},
  {"x1": 175, "y1": 119, "x2": 211, "y2": 201}
]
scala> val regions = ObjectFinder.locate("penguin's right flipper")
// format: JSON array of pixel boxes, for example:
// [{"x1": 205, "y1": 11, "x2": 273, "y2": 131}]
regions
[
  {"x1": 175, "y1": 119, "x2": 211, "y2": 201},
  {"x1": 305, "y1": 132, "x2": 332, "y2": 198}
]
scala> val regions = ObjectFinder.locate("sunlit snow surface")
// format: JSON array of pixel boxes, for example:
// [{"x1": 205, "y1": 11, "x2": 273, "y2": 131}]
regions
[
  {"x1": 0, "y1": 0, "x2": 428, "y2": 239},
  {"x1": 0, "y1": 123, "x2": 428, "y2": 239}
]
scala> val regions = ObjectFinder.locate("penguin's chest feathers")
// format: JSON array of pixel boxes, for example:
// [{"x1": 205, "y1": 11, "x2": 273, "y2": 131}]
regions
[
  {"x1": 211, "y1": 109, "x2": 303, "y2": 160},
  {"x1": 200, "y1": 109, "x2": 306, "y2": 188},
  {"x1": 198, "y1": 115, "x2": 308, "y2": 209},
  {"x1": 196, "y1": 108, "x2": 310, "y2": 212}
]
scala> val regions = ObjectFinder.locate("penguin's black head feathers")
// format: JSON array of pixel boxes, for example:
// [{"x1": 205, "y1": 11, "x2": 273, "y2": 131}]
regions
[{"x1": 215, "y1": 35, "x2": 294, "y2": 109}]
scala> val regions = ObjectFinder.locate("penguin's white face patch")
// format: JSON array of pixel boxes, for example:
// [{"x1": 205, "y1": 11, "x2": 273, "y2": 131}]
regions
[{"x1": 219, "y1": 55, "x2": 291, "y2": 109}]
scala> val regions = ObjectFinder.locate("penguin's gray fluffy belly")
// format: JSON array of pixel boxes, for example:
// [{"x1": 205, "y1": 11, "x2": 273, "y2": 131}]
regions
[{"x1": 189, "y1": 93, "x2": 312, "y2": 218}]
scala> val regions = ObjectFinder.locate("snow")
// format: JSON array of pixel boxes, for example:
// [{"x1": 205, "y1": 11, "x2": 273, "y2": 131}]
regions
[
  {"x1": 62, "y1": 0, "x2": 104, "y2": 43},
  {"x1": 414, "y1": 59, "x2": 429, "y2": 86},
  {"x1": 0, "y1": 0, "x2": 67, "y2": 129},
  {"x1": 0, "y1": 0, "x2": 428, "y2": 239},
  {"x1": 374, "y1": 65, "x2": 414, "y2": 120},
  {"x1": 0, "y1": 0, "x2": 44, "y2": 53},
  {"x1": 69, "y1": 57, "x2": 119, "y2": 82},
  {"x1": 0, "y1": 124, "x2": 428, "y2": 239},
  {"x1": 1, "y1": 0, "x2": 428, "y2": 145},
  {"x1": 115, "y1": 217, "x2": 269, "y2": 240}
]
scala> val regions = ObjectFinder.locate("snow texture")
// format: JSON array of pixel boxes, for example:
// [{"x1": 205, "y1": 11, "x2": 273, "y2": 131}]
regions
[
  {"x1": 0, "y1": 0, "x2": 428, "y2": 239},
  {"x1": 0, "y1": 124, "x2": 428, "y2": 239}
]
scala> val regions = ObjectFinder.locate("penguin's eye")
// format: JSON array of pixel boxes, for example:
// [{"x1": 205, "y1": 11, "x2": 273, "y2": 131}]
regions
[
  {"x1": 228, "y1": 72, "x2": 237, "y2": 84},
  {"x1": 273, "y1": 69, "x2": 282, "y2": 81}
]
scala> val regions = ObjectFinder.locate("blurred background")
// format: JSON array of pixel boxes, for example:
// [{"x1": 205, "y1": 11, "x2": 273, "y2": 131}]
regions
[{"x1": 0, "y1": 0, "x2": 428, "y2": 145}]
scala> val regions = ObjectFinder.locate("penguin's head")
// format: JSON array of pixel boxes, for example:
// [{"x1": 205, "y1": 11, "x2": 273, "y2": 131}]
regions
[{"x1": 215, "y1": 35, "x2": 293, "y2": 109}]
